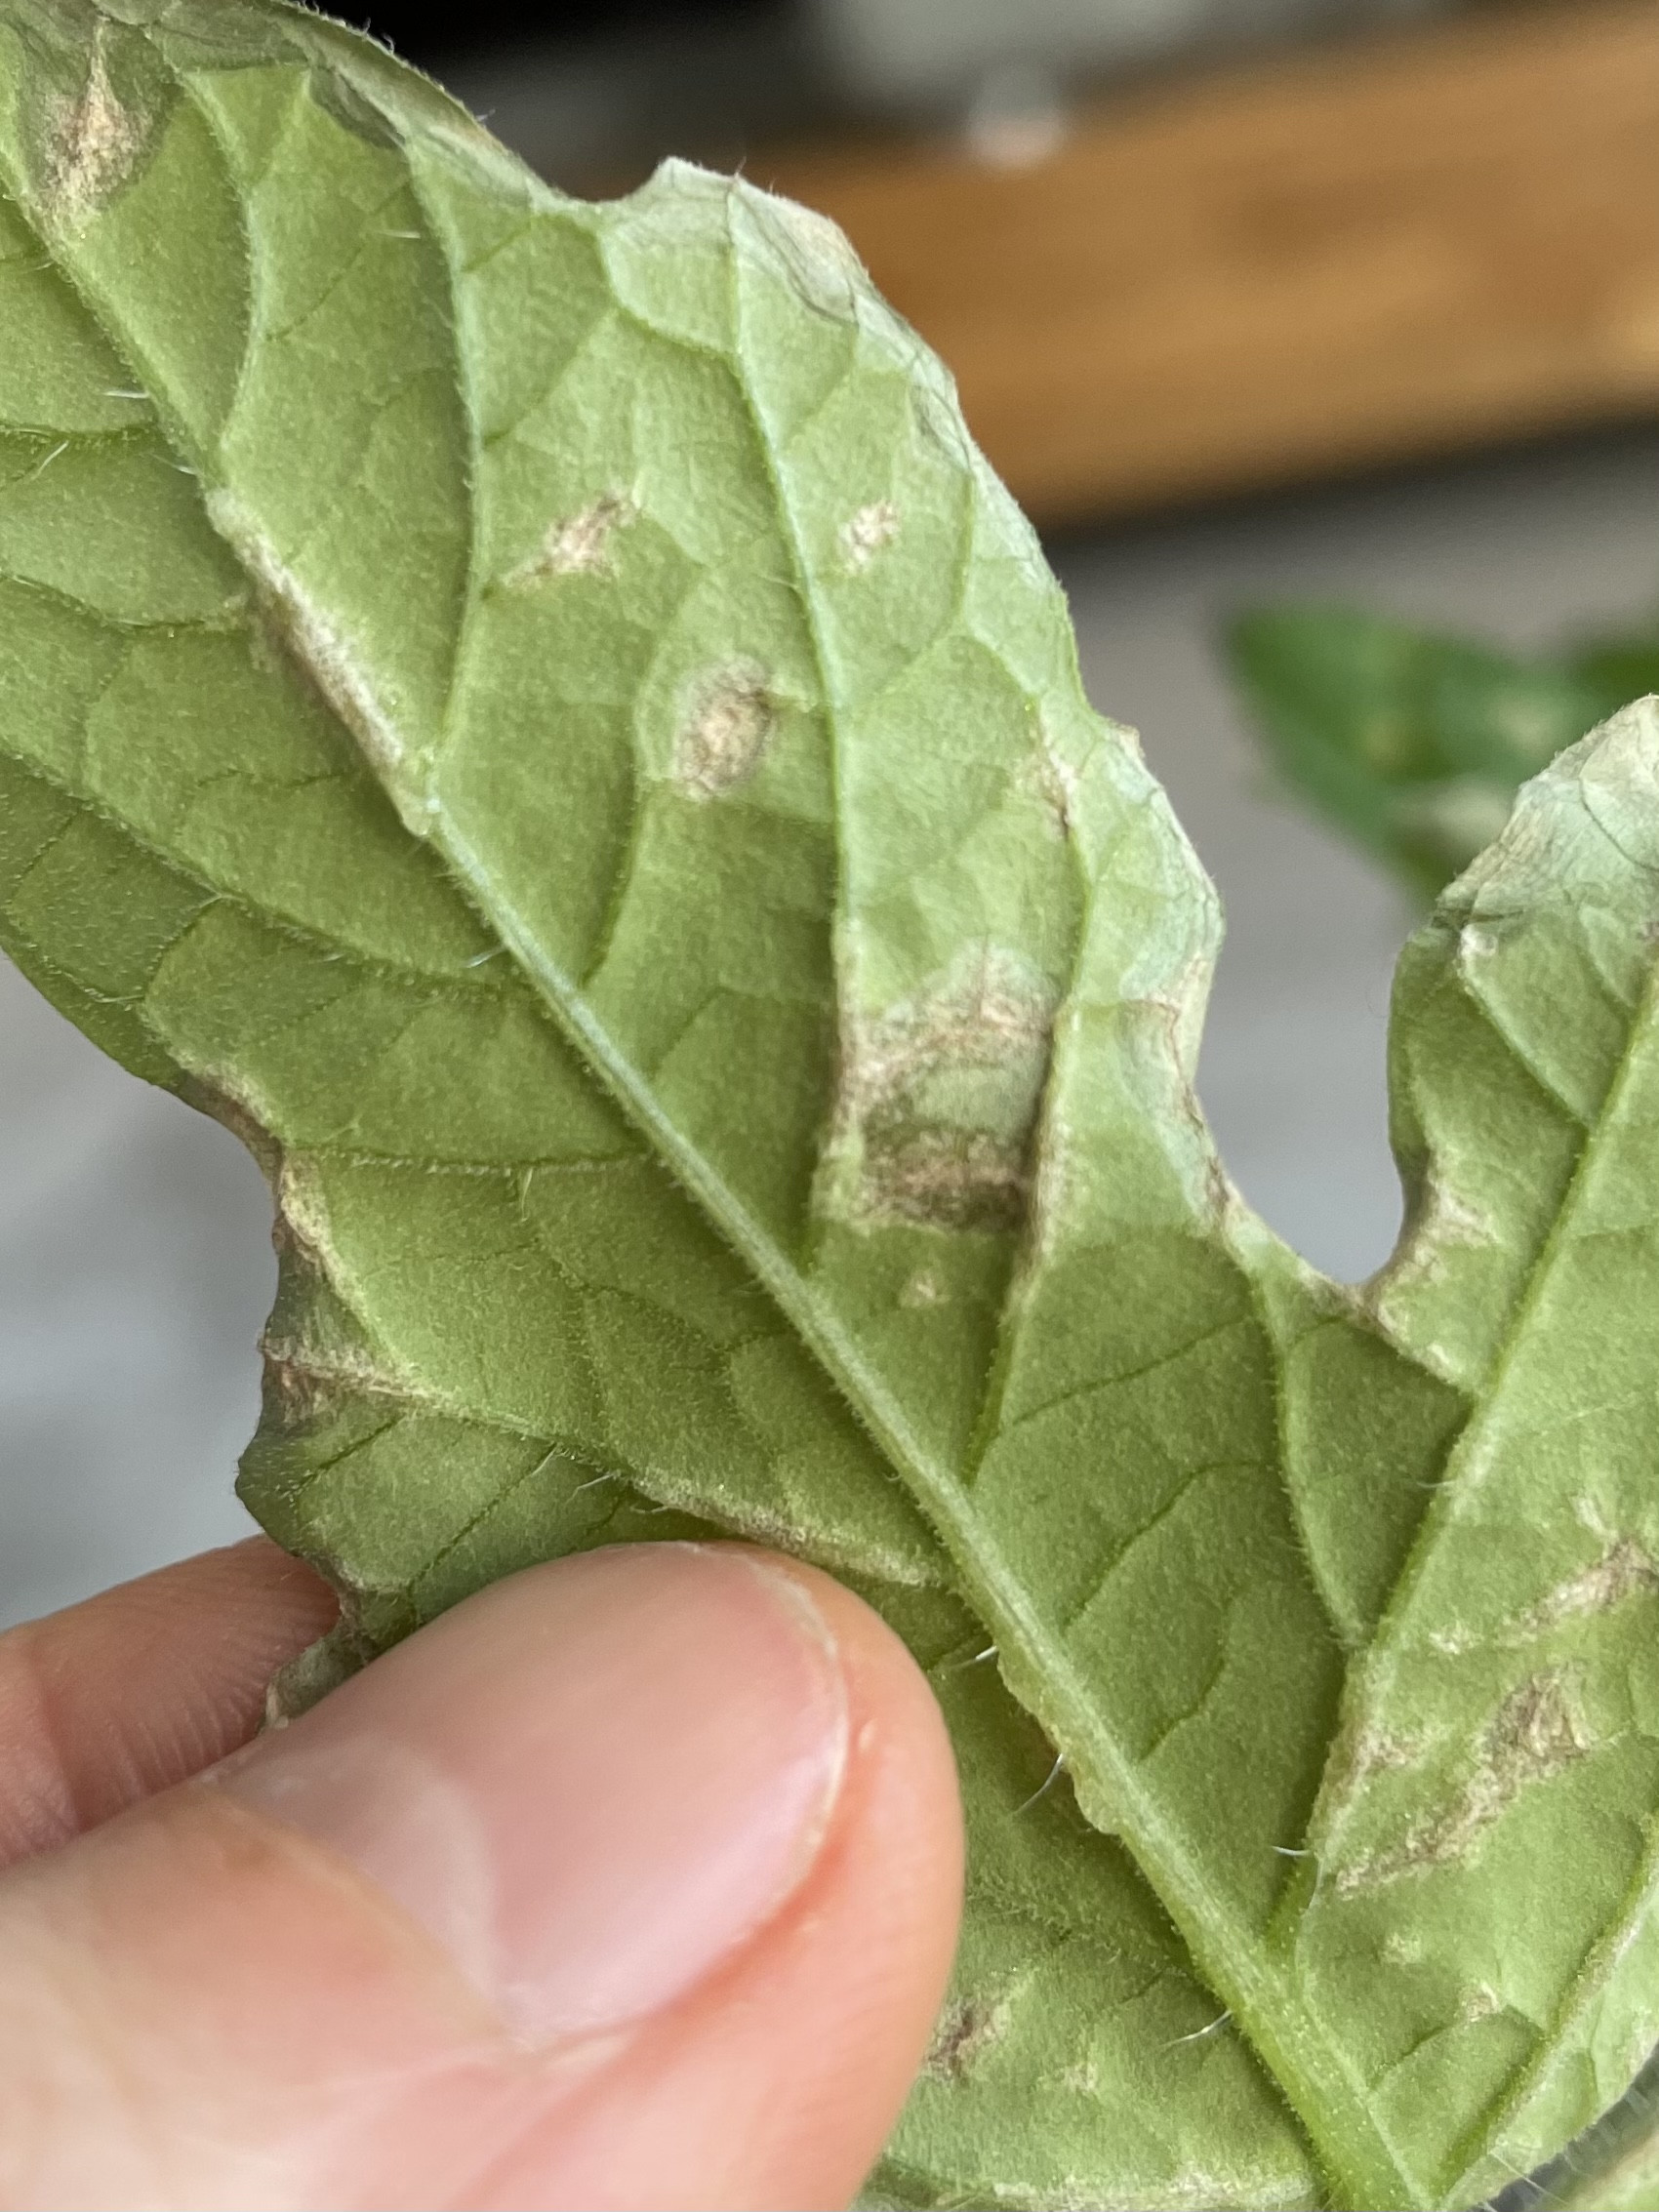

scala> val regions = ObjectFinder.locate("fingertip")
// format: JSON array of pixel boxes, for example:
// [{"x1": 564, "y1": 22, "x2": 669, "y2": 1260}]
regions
[
  {"x1": 0, "y1": 1545, "x2": 963, "y2": 2210},
  {"x1": 478, "y1": 1557, "x2": 965, "y2": 2209},
  {"x1": 0, "y1": 1537, "x2": 338, "y2": 1865}
]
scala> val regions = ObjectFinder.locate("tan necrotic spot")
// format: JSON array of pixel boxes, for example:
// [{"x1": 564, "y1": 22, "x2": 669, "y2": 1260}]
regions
[
  {"x1": 1323, "y1": 1717, "x2": 1423, "y2": 1819},
  {"x1": 1373, "y1": 1174, "x2": 1495, "y2": 1316},
  {"x1": 47, "y1": 43, "x2": 144, "y2": 223},
  {"x1": 838, "y1": 500, "x2": 899, "y2": 575},
  {"x1": 1335, "y1": 1670, "x2": 1593, "y2": 1895},
  {"x1": 672, "y1": 660, "x2": 780, "y2": 799},
  {"x1": 1524, "y1": 1535, "x2": 1659, "y2": 1629},
  {"x1": 828, "y1": 945, "x2": 1057, "y2": 1232},
  {"x1": 272, "y1": 1156, "x2": 341, "y2": 1279},
  {"x1": 506, "y1": 492, "x2": 636, "y2": 584},
  {"x1": 924, "y1": 1995, "x2": 1008, "y2": 2083},
  {"x1": 1432, "y1": 1535, "x2": 1659, "y2": 1658}
]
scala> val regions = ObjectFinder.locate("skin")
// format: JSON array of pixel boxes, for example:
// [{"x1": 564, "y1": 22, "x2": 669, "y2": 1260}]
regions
[{"x1": 0, "y1": 1537, "x2": 964, "y2": 2210}]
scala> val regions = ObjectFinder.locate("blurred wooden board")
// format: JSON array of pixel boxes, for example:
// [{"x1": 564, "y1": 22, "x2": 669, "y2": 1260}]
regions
[{"x1": 759, "y1": 4, "x2": 1659, "y2": 523}]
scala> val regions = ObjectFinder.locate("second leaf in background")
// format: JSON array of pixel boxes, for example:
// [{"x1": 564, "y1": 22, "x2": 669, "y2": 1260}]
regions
[{"x1": 1228, "y1": 603, "x2": 1659, "y2": 900}]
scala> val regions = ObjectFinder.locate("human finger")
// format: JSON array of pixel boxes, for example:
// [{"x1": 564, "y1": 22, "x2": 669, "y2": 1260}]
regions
[
  {"x1": 0, "y1": 1537, "x2": 337, "y2": 1868},
  {"x1": 0, "y1": 1543, "x2": 962, "y2": 2210}
]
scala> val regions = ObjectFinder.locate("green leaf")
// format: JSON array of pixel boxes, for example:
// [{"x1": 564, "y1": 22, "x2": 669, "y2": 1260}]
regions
[
  {"x1": 4, "y1": 9, "x2": 1659, "y2": 2206},
  {"x1": 1227, "y1": 607, "x2": 1655, "y2": 901}
]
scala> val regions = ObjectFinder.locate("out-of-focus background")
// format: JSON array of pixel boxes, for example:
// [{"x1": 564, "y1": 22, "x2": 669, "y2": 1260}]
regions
[{"x1": 4, "y1": 0, "x2": 1659, "y2": 1629}]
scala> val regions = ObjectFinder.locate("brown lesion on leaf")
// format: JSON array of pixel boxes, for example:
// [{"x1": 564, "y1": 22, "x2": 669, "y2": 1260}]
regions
[
  {"x1": 1523, "y1": 1535, "x2": 1659, "y2": 1631},
  {"x1": 45, "y1": 38, "x2": 146, "y2": 224},
  {"x1": 1336, "y1": 1670, "x2": 1594, "y2": 1895},
  {"x1": 1318, "y1": 1713, "x2": 1426, "y2": 1836},
  {"x1": 924, "y1": 1994, "x2": 1008, "y2": 2084},
  {"x1": 259, "y1": 1344, "x2": 355, "y2": 1429},
  {"x1": 863, "y1": 1127, "x2": 1030, "y2": 1231},
  {"x1": 1419, "y1": 1177, "x2": 1493, "y2": 1249},
  {"x1": 1377, "y1": 1170, "x2": 1496, "y2": 1306},
  {"x1": 272, "y1": 1155, "x2": 341, "y2": 1275},
  {"x1": 672, "y1": 660, "x2": 780, "y2": 799},
  {"x1": 258, "y1": 1333, "x2": 441, "y2": 1425},
  {"x1": 1430, "y1": 1533, "x2": 1659, "y2": 1657},
  {"x1": 824, "y1": 945, "x2": 1057, "y2": 1233},
  {"x1": 1347, "y1": 1720, "x2": 1423, "y2": 1788},
  {"x1": 262, "y1": 1163, "x2": 447, "y2": 1411},
  {"x1": 506, "y1": 492, "x2": 637, "y2": 585}
]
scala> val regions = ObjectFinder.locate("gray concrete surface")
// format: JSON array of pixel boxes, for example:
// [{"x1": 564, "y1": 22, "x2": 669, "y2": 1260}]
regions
[
  {"x1": 0, "y1": 965, "x2": 271, "y2": 1629},
  {"x1": 3, "y1": 427, "x2": 1657, "y2": 1627}
]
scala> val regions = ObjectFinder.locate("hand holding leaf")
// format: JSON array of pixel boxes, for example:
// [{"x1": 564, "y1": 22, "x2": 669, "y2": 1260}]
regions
[{"x1": 5, "y1": 8, "x2": 1659, "y2": 2202}]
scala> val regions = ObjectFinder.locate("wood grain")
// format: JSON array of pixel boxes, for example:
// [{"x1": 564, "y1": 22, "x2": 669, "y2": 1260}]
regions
[{"x1": 758, "y1": 4, "x2": 1659, "y2": 522}]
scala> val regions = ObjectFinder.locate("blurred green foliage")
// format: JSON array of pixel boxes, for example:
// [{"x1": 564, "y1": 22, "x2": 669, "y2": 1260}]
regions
[{"x1": 1227, "y1": 605, "x2": 1659, "y2": 901}]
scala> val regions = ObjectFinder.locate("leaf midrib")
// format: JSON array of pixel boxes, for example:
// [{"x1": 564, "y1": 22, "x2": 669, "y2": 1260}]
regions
[{"x1": 413, "y1": 163, "x2": 1416, "y2": 2209}]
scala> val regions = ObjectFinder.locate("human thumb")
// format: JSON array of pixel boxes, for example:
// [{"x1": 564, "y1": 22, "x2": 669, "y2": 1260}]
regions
[{"x1": 0, "y1": 1544, "x2": 962, "y2": 2210}]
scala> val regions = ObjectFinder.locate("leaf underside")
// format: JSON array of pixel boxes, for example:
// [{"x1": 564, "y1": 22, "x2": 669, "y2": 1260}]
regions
[{"x1": 4, "y1": 8, "x2": 1659, "y2": 2206}]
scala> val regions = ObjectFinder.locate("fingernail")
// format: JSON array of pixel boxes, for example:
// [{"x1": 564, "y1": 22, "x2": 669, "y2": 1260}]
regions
[{"x1": 217, "y1": 1546, "x2": 848, "y2": 2042}]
